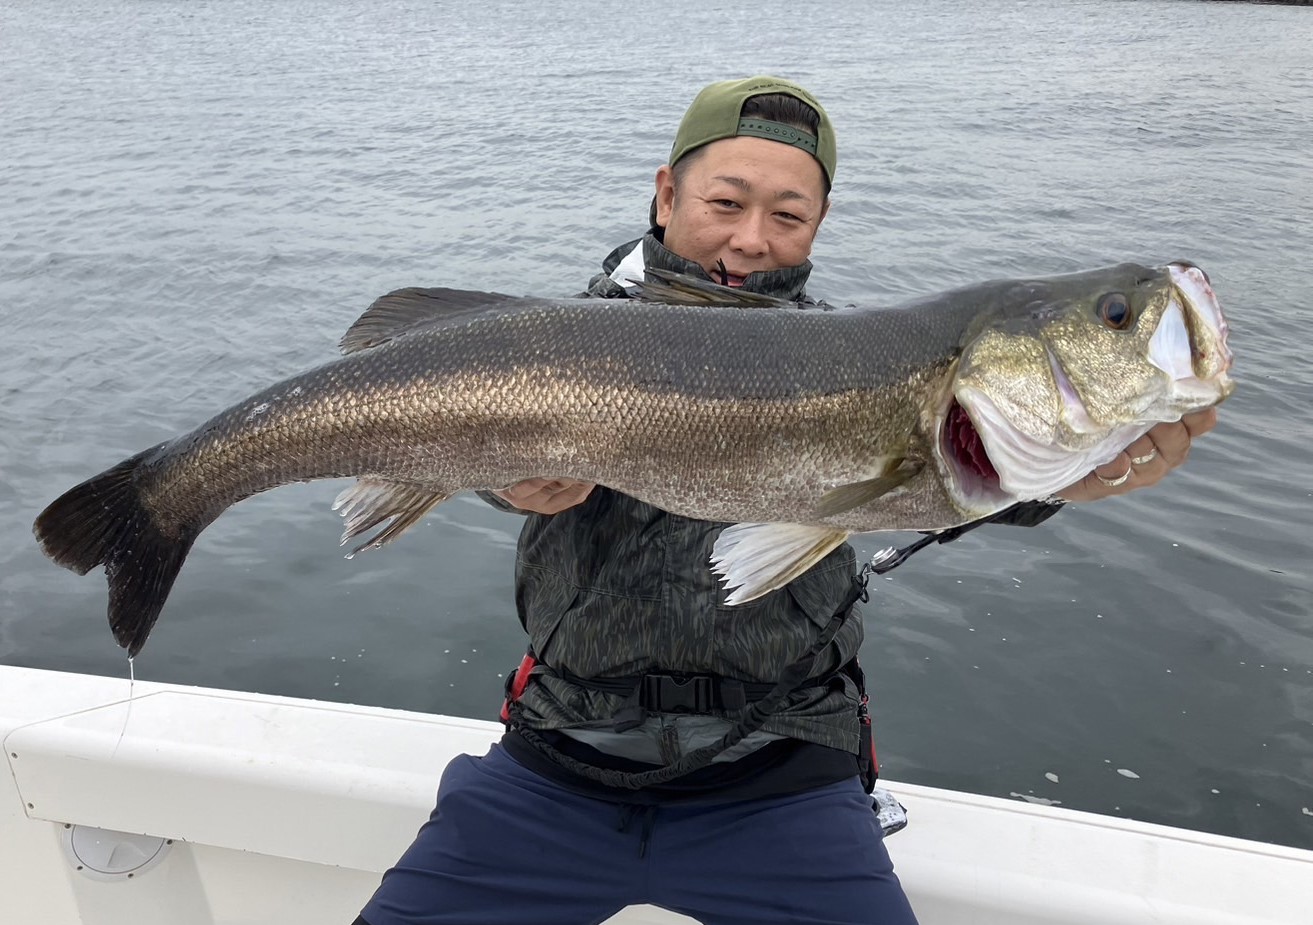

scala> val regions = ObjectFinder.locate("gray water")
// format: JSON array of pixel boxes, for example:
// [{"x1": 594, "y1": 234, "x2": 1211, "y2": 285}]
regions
[{"x1": 2, "y1": 0, "x2": 1311, "y2": 853}]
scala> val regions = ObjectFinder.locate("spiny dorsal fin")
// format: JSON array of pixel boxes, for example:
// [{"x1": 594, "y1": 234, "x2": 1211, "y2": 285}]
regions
[
  {"x1": 813, "y1": 461, "x2": 924, "y2": 519},
  {"x1": 340, "y1": 287, "x2": 524, "y2": 354},
  {"x1": 628, "y1": 268, "x2": 791, "y2": 308},
  {"x1": 332, "y1": 478, "x2": 452, "y2": 555}
]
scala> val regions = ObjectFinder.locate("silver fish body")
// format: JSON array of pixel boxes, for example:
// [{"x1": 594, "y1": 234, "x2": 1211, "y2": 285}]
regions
[{"x1": 34, "y1": 262, "x2": 1234, "y2": 654}]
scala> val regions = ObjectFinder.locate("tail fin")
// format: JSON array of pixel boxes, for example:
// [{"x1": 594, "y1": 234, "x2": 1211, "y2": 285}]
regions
[{"x1": 33, "y1": 444, "x2": 198, "y2": 657}]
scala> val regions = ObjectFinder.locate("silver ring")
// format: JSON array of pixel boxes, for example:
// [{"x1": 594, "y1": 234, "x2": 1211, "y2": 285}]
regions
[
  {"x1": 1131, "y1": 449, "x2": 1158, "y2": 465},
  {"x1": 1096, "y1": 465, "x2": 1133, "y2": 488}
]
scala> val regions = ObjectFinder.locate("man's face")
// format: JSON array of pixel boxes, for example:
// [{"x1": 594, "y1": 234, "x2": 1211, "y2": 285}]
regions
[{"x1": 654, "y1": 136, "x2": 830, "y2": 287}]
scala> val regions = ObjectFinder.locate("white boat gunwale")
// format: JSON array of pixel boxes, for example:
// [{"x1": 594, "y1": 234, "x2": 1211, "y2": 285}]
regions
[{"x1": 3, "y1": 664, "x2": 1309, "y2": 925}]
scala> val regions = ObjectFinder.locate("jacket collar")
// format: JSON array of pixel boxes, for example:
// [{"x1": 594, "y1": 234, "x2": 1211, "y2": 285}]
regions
[{"x1": 606, "y1": 231, "x2": 814, "y2": 304}]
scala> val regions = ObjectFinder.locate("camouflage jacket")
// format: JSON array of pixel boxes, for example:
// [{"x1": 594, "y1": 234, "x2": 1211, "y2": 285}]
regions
[
  {"x1": 501, "y1": 233, "x2": 1062, "y2": 759},
  {"x1": 495, "y1": 234, "x2": 863, "y2": 756}
]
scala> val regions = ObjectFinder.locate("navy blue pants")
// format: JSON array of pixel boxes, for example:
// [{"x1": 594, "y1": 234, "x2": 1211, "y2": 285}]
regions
[{"x1": 360, "y1": 744, "x2": 919, "y2": 925}]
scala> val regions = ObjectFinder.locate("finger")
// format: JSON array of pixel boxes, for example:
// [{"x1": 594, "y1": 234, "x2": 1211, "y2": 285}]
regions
[
  {"x1": 1058, "y1": 406, "x2": 1217, "y2": 502},
  {"x1": 1063, "y1": 452, "x2": 1136, "y2": 501},
  {"x1": 1057, "y1": 467, "x2": 1127, "y2": 502},
  {"x1": 1093, "y1": 451, "x2": 1133, "y2": 481},
  {"x1": 1142, "y1": 420, "x2": 1192, "y2": 466},
  {"x1": 1181, "y1": 407, "x2": 1218, "y2": 438},
  {"x1": 1124, "y1": 434, "x2": 1159, "y2": 466},
  {"x1": 541, "y1": 478, "x2": 593, "y2": 497},
  {"x1": 554, "y1": 481, "x2": 595, "y2": 507},
  {"x1": 535, "y1": 482, "x2": 595, "y2": 514},
  {"x1": 495, "y1": 479, "x2": 550, "y2": 504},
  {"x1": 494, "y1": 478, "x2": 596, "y2": 513}
]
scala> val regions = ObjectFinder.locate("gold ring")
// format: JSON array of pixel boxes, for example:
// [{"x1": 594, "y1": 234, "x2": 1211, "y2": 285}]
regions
[
  {"x1": 1096, "y1": 465, "x2": 1133, "y2": 488},
  {"x1": 1131, "y1": 449, "x2": 1158, "y2": 465}
]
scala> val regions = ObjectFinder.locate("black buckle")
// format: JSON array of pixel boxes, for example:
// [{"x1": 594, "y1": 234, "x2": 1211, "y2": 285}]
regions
[{"x1": 640, "y1": 673, "x2": 714, "y2": 713}]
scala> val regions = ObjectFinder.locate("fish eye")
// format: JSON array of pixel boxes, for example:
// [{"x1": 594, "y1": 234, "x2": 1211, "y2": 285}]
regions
[{"x1": 1097, "y1": 292, "x2": 1133, "y2": 330}]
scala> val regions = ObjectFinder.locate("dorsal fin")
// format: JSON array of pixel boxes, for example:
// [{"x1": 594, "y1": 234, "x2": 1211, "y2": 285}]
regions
[
  {"x1": 340, "y1": 287, "x2": 524, "y2": 354},
  {"x1": 628, "y1": 269, "x2": 792, "y2": 308}
]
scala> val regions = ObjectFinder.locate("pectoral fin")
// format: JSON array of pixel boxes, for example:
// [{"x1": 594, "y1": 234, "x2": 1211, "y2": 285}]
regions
[
  {"x1": 711, "y1": 523, "x2": 853, "y2": 605},
  {"x1": 814, "y1": 462, "x2": 923, "y2": 519},
  {"x1": 332, "y1": 479, "x2": 451, "y2": 556}
]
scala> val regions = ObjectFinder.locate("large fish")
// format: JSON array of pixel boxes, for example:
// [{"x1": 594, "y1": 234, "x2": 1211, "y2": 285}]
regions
[{"x1": 34, "y1": 262, "x2": 1233, "y2": 655}]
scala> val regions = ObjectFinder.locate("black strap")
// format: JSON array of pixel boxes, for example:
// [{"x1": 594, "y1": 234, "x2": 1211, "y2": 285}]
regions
[
  {"x1": 867, "y1": 500, "x2": 1065, "y2": 574},
  {"x1": 508, "y1": 570, "x2": 870, "y2": 790},
  {"x1": 557, "y1": 667, "x2": 832, "y2": 714}
]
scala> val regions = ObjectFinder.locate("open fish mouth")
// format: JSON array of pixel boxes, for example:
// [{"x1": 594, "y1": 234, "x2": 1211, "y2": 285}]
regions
[
  {"x1": 1157, "y1": 261, "x2": 1233, "y2": 384},
  {"x1": 951, "y1": 361, "x2": 1154, "y2": 501},
  {"x1": 944, "y1": 262, "x2": 1235, "y2": 504},
  {"x1": 937, "y1": 394, "x2": 1094, "y2": 508},
  {"x1": 941, "y1": 399, "x2": 1011, "y2": 508}
]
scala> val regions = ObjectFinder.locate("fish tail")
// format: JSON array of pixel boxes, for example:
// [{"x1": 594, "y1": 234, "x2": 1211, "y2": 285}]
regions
[{"x1": 33, "y1": 443, "x2": 197, "y2": 657}]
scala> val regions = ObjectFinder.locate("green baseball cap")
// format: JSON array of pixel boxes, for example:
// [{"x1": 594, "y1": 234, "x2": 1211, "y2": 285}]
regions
[{"x1": 669, "y1": 76, "x2": 837, "y2": 186}]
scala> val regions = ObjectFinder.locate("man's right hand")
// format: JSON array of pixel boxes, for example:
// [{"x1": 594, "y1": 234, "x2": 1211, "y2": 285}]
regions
[{"x1": 493, "y1": 478, "x2": 596, "y2": 514}]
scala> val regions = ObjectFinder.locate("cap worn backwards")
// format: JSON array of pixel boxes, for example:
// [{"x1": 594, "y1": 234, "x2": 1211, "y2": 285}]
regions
[{"x1": 669, "y1": 76, "x2": 837, "y2": 186}]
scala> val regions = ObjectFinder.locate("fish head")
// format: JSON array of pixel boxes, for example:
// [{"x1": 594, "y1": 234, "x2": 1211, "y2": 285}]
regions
[{"x1": 944, "y1": 261, "x2": 1234, "y2": 503}]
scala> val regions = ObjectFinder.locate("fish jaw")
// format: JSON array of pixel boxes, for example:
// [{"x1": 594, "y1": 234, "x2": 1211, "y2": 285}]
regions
[
  {"x1": 953, "y1": 385, "x2": 1151, "y2": 499},
  {"x1": 955, "y1": 337, "x2": 1163, "y2": 499},
  {"x1": 1154, "y1": 263, "x2": 1235, "y2": 402},
  {"x1": 931, "y1": 333, "x2": 1113, "y2": 505},
  {"x1": 947, "y1": 262, "x2": 1234, "y2": 501}
]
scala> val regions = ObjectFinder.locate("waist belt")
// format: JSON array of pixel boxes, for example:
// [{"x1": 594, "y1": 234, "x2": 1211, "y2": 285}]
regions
[{"x1": 560, "y1": 669, "x2": 828, "y2": 714}]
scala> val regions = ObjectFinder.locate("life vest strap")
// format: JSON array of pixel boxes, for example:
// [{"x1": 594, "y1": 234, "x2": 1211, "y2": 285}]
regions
[
  {"x1": 503, "y1": 570, "x2": 871, "y2": 790},
  {"x1": 552, "y1": 667, "x2": 835, "y2": 714}
]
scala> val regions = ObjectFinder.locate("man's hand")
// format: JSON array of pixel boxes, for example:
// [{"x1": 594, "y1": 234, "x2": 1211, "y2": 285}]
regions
[
  {"x1": 1057, "y1": 408, "x2": 1219, "y2": 502},
  {"x1": 493, "y1": 478, "x2": 596, "y2": 514}
]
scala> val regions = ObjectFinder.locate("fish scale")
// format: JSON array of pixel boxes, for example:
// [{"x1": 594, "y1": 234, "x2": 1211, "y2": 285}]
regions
[{"x1": 33, "y1": 263, "x2": 1233, "y2": 654}]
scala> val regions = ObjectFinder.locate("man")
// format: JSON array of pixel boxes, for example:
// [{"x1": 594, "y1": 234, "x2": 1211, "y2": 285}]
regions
[{"x1": 356, "y1": 77, "x2": 1217, "y2": 925}]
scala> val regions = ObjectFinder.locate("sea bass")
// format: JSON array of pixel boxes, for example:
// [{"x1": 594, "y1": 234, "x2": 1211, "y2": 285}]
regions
[{"x1": 34, "y1": 262, "x2": 1233, "y2": 655}]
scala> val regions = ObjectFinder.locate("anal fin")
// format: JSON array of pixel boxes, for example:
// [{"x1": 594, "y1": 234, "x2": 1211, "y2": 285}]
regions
[
  {"x1": 332, "y1": 478, "x2": 451, "y2": 557},
  {"x1": 710, "y1": 523, "x2": 852, "y2": 605}
]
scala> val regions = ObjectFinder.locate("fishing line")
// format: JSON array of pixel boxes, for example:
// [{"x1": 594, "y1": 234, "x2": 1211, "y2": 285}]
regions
[{"x1": 111, "y1": 655, "x2": 135, "y2": 760}]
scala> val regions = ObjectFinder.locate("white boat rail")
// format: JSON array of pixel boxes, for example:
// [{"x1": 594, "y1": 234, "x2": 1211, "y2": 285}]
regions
[{"x1": 3, "y1": 664, "x2": 1308, "y2": 924}]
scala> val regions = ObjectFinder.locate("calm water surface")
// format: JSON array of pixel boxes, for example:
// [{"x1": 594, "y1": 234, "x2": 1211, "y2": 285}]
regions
[{"x1": 2, "y1": 0, "x2": 1311, "y2": 851}]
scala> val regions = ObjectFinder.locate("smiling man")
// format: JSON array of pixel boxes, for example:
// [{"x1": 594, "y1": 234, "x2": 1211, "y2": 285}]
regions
[
  {"x1": 594, "y1": 77, "x2": 836, "y2": 303},
  {"x1": 654, "y1": 108, "x2": 830, "y2": 287},
  {"x1": 355, "y1": 76, "x2": 1215, "y2": 925}
]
